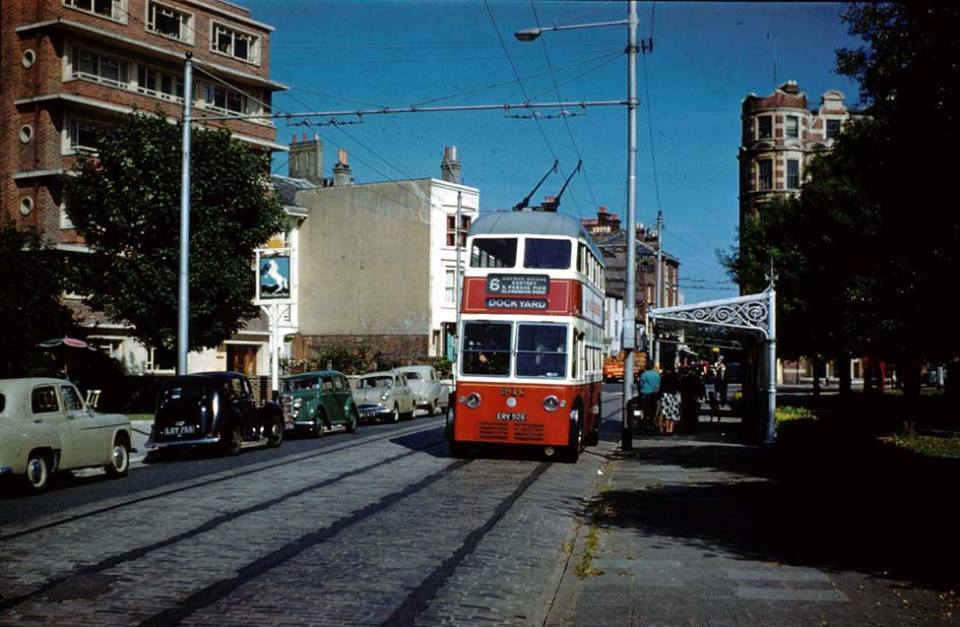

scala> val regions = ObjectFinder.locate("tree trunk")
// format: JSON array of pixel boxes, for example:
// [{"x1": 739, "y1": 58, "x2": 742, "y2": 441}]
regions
[
  {"x1": 812, "y1": 355, "x2": 822, "y2": 397},
  {"x1": 837, "y1": 350, "x2": 852, "y2": 397}
]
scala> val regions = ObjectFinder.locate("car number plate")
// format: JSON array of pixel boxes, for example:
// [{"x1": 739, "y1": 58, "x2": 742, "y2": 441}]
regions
[
  {"x1": 163, "y1": 425, "x2": 196, "y2": 436},
  {"x1": 496, "y1": 412, "x2": 526, "y2": 421}
]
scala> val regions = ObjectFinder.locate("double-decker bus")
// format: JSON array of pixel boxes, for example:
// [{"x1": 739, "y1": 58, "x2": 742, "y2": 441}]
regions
[{"x1": 449, "y1": 210, "x2": 605, "y2": 461}]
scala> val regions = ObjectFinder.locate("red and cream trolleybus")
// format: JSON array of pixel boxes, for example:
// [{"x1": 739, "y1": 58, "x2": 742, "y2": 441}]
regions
[{"x1": 449, "y1": 210, "x2": 605, "y2": 461}]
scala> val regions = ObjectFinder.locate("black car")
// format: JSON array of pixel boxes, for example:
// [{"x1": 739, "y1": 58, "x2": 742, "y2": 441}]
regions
[{"x1": 146, "y1": 372, "x2": 283, "y2": 456}]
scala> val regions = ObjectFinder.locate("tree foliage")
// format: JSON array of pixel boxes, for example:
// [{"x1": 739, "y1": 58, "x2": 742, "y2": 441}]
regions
[
  {"x1": 0, "y1": 220, "x2": 77, "y2": 377},
  {"x1": 725, "y1": 3, "x2": 960, "y2": 390},
  {"x1": 65, "y1": 113, "x2": 286, "y2": 353}
]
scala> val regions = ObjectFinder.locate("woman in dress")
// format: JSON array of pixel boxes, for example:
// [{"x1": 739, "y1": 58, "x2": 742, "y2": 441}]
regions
[{"x1": 657, "y1": 369, "x2": 681, "y2": 434}]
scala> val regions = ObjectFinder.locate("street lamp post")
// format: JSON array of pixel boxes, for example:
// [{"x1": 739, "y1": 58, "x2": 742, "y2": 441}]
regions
[{"x1": 516, "y1": 1, "x2": 639, "y2": 452}]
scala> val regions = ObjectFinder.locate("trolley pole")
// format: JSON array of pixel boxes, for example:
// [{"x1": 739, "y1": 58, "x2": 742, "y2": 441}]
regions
[
  {"x1": 177, "y1": 52, "x2": 193, "y2": 375},
  {"x1": 653, "y1": 210, "x2": 663, "y2": 367},
  {"x1": 621, "y1": 1, "x2": 639, "y2": 452}
]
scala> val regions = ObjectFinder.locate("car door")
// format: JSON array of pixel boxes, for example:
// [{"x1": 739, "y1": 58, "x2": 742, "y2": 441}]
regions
[
  {"x1": 228, "y1": 377, "x2": 258, "y2": 439},
  {"x1": 29, "y1": 384, "x2": 76, "y2": 469},
  {"x1": 331, "y1": 375, "x2": 351, "y2": 424},
  {"x1": 395, "y1": 375, "x2": 414, "y2": 413},
  {"x1": 318, "y1": 375, "x2": 341, "y2": 426},
  {"x1": 61, "y1": 383, "x2": 105, "y2": 467}
]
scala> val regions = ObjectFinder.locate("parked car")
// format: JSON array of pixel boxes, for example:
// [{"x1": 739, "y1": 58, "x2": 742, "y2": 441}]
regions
[
  {"x1": 394, "y1": 365, "x2": 449, "y2": 416},
  {"x1": 0, "y1": 377, "x2": 132, "y2": 493},
  {"x1": 279, "y1": 370, "x2": 358, "y2": 436},
  {"x1": 145, "y1": 372, "x2": 283, "y2": 457},
  {"x1": 353, "y1": 371, "x2": 415, "y2": 422}
]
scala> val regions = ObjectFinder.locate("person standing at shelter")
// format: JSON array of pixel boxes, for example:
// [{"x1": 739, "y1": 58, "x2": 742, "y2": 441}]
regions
[
  {"x1": 657, "y1": 369, "x2": 681, "y2": 434},
  {"x1": 680, "y1": 366, "x2": 705, "y2": 433},
  {"x1": 715, "y1": 359, "x2": 728, "y2": 406},
  {"x1": 638, "y1": 360, "x2": 661, "y2": 429}
]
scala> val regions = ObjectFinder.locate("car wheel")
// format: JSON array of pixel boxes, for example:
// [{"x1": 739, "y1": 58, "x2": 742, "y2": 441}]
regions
[
  {"x1": 24, "y1": 451, "x2": 50, "y2": 493},
  {"x1": 311, "y1": 412, "x2": 326, "y2": 438},
  {"x1": 223, "y1": 424, "x2": 243, "y2": 457},
  {"x1": 391, "y1": 404, "x2": 400, "y2": 423},
  {"x1": 266, "y1": 416, "x2": 283, "y2": 448},
  {"x1": 426, "y1": 402, "x2": 435, "y2": 417},
  {"x1": 346, "y1": 408, "x2": 358, "y2": 433},
  {"x1": 105, "y1": 436, "x2": 130, "y2": 478}
]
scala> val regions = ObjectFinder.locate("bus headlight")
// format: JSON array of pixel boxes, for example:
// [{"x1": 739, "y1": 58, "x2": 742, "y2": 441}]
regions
[
  {"x1": 464, "y1": 392, "x2": 481, "y2": 409},
  {"x1": 543, "y1": 395, "x2": 565, "y2": 412}
]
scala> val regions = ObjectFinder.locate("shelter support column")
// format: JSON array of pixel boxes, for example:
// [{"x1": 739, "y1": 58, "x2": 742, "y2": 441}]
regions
[{"x1": 764, "y1": 287, "x2": 777, "y2": 443}]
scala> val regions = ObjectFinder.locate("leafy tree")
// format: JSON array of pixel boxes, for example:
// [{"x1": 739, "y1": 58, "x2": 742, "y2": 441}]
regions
[
  {"x1": 65, "y1": 113, "x2": 286, "y2": 353},
  {"x1": 727, "y1": 4, "x2": 960, "y2": 399},
  {"x1": 0, "y1": 219, "x2": 77, "y2": 377}
]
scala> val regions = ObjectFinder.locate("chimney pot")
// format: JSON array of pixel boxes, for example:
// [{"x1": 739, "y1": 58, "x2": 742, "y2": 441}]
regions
[{"x1": 440, "y1": 145, "x2": 462, "y2": 183}]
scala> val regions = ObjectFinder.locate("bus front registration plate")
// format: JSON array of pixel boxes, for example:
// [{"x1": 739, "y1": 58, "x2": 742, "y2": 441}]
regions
[{"x1": 496, "y1": 412, "x2": 527, "y2": 422}]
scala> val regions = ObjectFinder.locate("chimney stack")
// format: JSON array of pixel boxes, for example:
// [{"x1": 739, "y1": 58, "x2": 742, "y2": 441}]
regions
[
  {"x1": 332, "y1": 147, "x2": 353, "y2": 186},
  {"x1": 440, "y1": 145, "x2": 461, "y2": 183},
  {"x1": 288, "y1": 132, "x2": 324, "y2": 185}
]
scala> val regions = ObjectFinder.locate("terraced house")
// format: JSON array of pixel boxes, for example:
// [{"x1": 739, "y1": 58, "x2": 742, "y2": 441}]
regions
[{"x1": 1, "y1": 0, "x2": 286, "y2": 374}]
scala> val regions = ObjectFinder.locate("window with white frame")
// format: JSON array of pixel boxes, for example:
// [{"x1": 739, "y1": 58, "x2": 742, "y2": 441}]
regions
[
  {"x1": 826, "y1": 118, "x2": 842, "y2": 139},
  {"x1": 147, "y1": 346, "x2": 176, "y2": 372},
  {"x1": 136, "y1": 64, "x2": 184, "y2": 101},
  {"x1": 147, "y1": 1, "x2": 193, "y2": 43},
  {"x1": 72, "y1": 46, "x2": 129, "y2": 87},
  {"x1": 212, "y1": 22, "x2": 260, "y2": 64},
  {"x1": 64, "y1": 0, "x2": 124, "y2": 21},
  {"x1": 203, "y1": 83, "x2": 246, "y2": 115},
  {"x1": 757, "y1": 115, "x2": 772, "y2": 139},
  {"x1": 68, "y1": 118, "x2": 107, "y2": 152},
  {"x1": 444, "y1": 268, "x2": 456, "y2": 304},
  {"x1": 758, "y1": 158, "x2": 773, "y2": 190},
  {"x1": 786, "y1": 159, "x2": 800, "y2": 189},
  {"x1": 446, "y1": 214, "x2": 470, "y2": 247},
  {"x1": 785, "y1": 115, "x2": 799, "y2": 139}
]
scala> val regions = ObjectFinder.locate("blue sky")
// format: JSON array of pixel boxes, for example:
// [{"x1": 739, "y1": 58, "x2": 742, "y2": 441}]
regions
[{"x1": 244, "y1": 1, "x2": 862, "y2": 303}]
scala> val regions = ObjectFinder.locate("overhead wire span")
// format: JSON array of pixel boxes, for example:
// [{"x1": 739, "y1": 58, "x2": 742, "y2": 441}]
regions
[
  {"x1": 531, "y1": 0, "x2": 599, "y2": 212},
  {"x1": 483, "y1": 0, "x2": 583, "y2": 217}
]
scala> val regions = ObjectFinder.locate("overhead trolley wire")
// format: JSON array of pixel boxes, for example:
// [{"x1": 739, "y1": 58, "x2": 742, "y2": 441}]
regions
[
  {"x1": 530, "y1": 0, "x2": 600, "y2": 212},
  {"x1": 483, "y1": 0, "x2": 584, "y2": 217}
]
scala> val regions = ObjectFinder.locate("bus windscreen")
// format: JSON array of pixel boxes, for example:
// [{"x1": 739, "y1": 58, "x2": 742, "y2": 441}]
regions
[
  {"x1": 461, "y1": 322, "x2": 512, "y2": 375},
  {"x1": 516, "y1": 324, "x2": 568, "y2": 378}
]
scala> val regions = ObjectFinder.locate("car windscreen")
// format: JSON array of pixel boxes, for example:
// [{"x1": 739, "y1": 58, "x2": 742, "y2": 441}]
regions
[
  {"x1": 524, "y1": 238, "x2": 571, "y2": 269},
  {"x1": 516, "y1": 324, "x2": 568, "y2": 378},
  {"x1": 0, "y1": 394, "x2": 5, "y2": 414},
  {"x1": 403, "y1": 372, "x2": 421, "y2": 380},
  {"x1": 282, "y1": 376, "x2": 319, "y2": 392},
  {"x1": 470, "y1": 238, "x2": 517, "y2": 268},
  {"x1": 461, "y1": 322, "x2": 512, "y2": 376},
  {"x1": 357, "y1": 376, "x2": 392, "y2": 389}
]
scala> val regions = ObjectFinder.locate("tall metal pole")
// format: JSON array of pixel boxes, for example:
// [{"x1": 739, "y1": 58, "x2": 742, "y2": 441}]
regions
[
  {"x1": 177, "y1": 53, "x2": 193, "y2": 375},
  {"x1": 653, "y1": 209, "x2": 663, "y2": 366},
  {"x1": 765, "y1": 284, "x2": 777, "y2": 443},
  {"x1": 454, "y1": 191, "x2": 463, "y2": 362},
  {"x1": 621, "y1": 0, "x2": 638, "y2": 452}
]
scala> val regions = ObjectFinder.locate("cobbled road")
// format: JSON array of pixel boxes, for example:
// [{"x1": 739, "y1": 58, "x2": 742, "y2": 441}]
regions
[{"x1": 0, "y1": 400, "x2": 616, "y2": 626}]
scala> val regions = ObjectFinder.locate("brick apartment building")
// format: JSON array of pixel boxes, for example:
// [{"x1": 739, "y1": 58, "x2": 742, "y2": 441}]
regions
[
  {"x1": 1, "y1": 0, "x2": 285, "y2": 373},
  {"x1": 738, "y1": 80, "x2": 860, "y2": 231}
]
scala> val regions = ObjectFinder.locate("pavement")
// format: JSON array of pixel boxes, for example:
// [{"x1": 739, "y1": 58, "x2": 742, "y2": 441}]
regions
[{"x1": 547, "y1": 408, "x2": 959, "y2": 626}]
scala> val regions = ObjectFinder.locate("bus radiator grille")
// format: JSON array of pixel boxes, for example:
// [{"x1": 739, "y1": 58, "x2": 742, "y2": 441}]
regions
[
  {"x1": 478, "y1": 422, "x2": 509, "y2": 440},
  {"x1": 513, "y1": 423, "x2": 545, "y2": 442}
]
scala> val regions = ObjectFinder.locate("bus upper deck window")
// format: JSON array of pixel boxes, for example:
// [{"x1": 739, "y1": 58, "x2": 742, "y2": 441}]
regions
[
  {"x1": 524, "y1": 238, "x2": 571, "y2": 269},
  {"x1": 471, "y1": 238, "x2": 517, "y2": 268}
]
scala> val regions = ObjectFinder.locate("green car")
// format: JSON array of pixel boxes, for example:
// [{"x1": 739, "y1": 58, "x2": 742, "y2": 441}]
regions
[{"x1": 279, "y1": 371, "x2": 358, "y2": 437}]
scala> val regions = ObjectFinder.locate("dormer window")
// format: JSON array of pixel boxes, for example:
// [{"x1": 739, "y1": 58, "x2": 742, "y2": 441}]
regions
[{"x1": 826, "y1": 118, "x2": 842, "y2": 139}]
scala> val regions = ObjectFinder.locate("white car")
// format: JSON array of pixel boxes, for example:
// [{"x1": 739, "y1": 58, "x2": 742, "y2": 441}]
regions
[
  {"x1": 395, "y1": 365, "x2": 450, "y2": 416},
  {"x1": 0, "y1": 378, "x2": 132, "y2": 493},
  {"x1": 353, "y1": 371, "x2": 416, "y2": 422}
]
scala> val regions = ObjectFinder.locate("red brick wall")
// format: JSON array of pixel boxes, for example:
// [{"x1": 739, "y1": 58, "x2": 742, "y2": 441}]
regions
[{"x1": 294, "y1": 335, "x2": 432, "y2": 369}]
